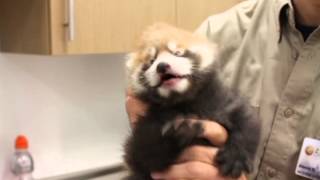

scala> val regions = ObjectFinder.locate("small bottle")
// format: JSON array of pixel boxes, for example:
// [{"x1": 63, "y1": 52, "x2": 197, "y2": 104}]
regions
[{"x1": 11, "y1": 135, "x2": 34, "y2": 180}]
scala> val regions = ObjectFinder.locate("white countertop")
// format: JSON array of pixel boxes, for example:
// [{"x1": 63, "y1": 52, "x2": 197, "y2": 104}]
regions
[{"x1": 34, "y1": 131, "x2": 129, "y2": 179}]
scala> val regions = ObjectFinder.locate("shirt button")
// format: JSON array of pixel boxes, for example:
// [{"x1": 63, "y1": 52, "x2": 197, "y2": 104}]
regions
[
  {"x1": 267, "y1": 167, "x2": 277, "y2": 178},
  {"x1": 284, "y1": 108, "x2": 294, "y2": 118},
  {"x1": 292, "y1": 51, "x2": 299, "y2": 60}
]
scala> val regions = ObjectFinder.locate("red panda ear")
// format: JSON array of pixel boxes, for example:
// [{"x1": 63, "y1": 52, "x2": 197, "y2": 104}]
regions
[
  {"x1": 188, "y1": 43, "x2": 218, "y2": 70},
  {"x1": 126, "y1": 52, "x2": 137, "y2": 70}
]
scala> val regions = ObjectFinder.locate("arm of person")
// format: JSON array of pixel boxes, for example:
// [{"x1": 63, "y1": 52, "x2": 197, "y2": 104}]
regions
[
  {"x1": 125, "y1": 90, "x2": 147, "y2": 128},
  {"x1": 126, "y1": 92, "x2": 247, "y2": 180},
  {"x1": 151, "y1": 146, "x2": 247, "y2": 180}
]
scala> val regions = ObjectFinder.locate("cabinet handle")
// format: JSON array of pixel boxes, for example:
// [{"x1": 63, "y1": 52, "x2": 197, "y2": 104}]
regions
[{"x1": 65, "y1": 0, "x2": 75, "y2": 41}]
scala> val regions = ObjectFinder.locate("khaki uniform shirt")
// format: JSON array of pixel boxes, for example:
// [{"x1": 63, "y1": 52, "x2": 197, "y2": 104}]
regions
[{"x1": 196, "y1": 0, "x2": 320, "y2": 179}]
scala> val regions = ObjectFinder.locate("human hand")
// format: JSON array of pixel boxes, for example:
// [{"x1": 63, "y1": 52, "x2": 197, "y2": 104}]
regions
[
  {"x1": 151, "y1": 147, "x2": 247, "y2": 180},
  {"x1": 151, "y1": 119, "x2": 247, "y2": 180}
]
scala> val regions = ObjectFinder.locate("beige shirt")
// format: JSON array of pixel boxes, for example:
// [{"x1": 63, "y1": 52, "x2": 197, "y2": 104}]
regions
[{"x1": 196, "y1": 0, "x2": 320, "y2": 179}]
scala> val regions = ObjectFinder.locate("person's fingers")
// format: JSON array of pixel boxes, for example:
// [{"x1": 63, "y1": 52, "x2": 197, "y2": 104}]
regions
[
  {"x1": 239, "y1": 174, "x2": 248, "y2": 180},
  {"x1": 187, "y1": 119, "x2": 228, "y2": 146},
  {"x1": 176, "y1": 145, "x2": 218, "y2": 164},
  {"x1": 152, "y1": 162, "x2": 248, "y2": 180},
  {"x1": 200, "y1": 120, "x2": 228, "y2": 146},
  {"x1": 151, "y1": 161, "x2": 221, "y2": 180},
  {"x1": 125, "y1": 90, "x2": 147, "y2": 126}
]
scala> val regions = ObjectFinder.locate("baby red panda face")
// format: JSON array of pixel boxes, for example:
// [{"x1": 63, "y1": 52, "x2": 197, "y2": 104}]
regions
[
  {"x1": 141, "y1": 43, "x2": 193, "y2": 97},
  {"x1": 126, "y1": 23, "x2": 218, "y2": 103}
]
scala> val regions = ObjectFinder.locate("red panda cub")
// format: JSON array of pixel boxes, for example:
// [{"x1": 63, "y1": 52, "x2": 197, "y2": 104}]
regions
[{"x1": 124, "y1": 23, "x2": 260, "y2": 180}]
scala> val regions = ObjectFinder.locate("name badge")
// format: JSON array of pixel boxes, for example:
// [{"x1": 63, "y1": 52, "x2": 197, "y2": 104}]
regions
[{"x1": 295, "y1": 137, "x2": 320, "y2": 179}]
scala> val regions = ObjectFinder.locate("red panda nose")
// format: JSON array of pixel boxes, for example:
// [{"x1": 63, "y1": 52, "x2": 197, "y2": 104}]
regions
[{"x1": 156, "y1": 62, "x2": 170, "y2": 74}]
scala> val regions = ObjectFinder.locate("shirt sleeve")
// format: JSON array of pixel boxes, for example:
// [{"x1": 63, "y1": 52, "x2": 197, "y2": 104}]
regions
[
  {"x1": 195, "y1": 0, "x2": 258, "y2": 44},
  {"x1": 195, "y1": 0, "x2": 259, "y2": 66},
  {"x1": 194, "y1": 0, "x2": 261, "y2": 93}
]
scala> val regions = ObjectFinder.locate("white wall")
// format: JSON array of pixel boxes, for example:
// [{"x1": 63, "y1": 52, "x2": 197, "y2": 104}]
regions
[{"x1": 0, "y1": 53, "x2": 130, "y2": 179}]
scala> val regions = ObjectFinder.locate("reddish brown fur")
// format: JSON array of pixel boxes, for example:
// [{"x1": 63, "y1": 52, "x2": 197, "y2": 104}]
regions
[{"x1": 128, "y1": 23, "x2": 215, "y2": 71}]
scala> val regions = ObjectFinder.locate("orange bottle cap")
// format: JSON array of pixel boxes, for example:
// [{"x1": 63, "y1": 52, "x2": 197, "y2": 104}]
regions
[{"x1": 15, "y1": 135, "x2": 29, "y2": 149}]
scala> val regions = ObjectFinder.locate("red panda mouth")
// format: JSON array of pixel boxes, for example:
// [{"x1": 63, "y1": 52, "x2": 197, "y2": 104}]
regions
[
  {"x1": 161, "y1": 74, "x2": 180, "y2": 81},
  {"x1": 160, "y1": 73, "x2": 187, "y2": 86}
]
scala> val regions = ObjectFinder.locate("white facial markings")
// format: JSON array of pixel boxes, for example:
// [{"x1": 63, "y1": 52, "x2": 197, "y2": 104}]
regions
[
  {"x1": 157, "y1": 52, "x2": 192, "y2": 75},
  {"x1": 157, "y1": 79, "x2": 189, "y2": 98},
  {"x1": 126, "y1": 53, "x2": 146, "y2": 93},
  {"x1": 158, "y1": 87, "x2": 171, "y2": 97},
  {"x1": 144, "y1": 52, "x2": 192, "y2": 88},
  {"x1": 130, "y1": 64, "x2": 146, "y2": 93},
  {"x1": 125, "y1": 53, "x2": 136, "y2": 69},
  {"x1": 144, "y1": 59, "x2": 160, "y2": 87},
  {"x1": 174, "y1": 79, "x2": 190, "y2": 93},
  {"x1": 189, "y1": 44, "x2": 217, "y2": 70}
]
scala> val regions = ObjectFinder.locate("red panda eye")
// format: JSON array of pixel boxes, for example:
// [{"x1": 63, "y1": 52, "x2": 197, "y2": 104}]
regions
[
  {"x1": 142, "y1": 64, "x2": 149, "y2": 71},
  {"x1": 147, "y1": 60, "x2": 154, "y2": 68},
  {"x1": 173, "y1": 49, "x2": 185, "y2": 57},
  {"x1": 174, "y1": 52, "x2": 181, "y2": 56}
]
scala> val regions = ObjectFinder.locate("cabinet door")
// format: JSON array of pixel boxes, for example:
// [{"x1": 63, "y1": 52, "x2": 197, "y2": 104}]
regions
[
  {"x1": 50, "y1": 0, "x2": 176, "y2": 54},
  {"x1": 0, "y1": 0, "x2": 51, "y2": 54},
  {"x1": 177, "y1": 0, "x2": 241, "y2": 31}
]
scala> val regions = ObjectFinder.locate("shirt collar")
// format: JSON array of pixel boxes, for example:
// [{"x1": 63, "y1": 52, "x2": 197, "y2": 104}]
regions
[
  {"x1": 274, "y1": 0, "x2": 294, "y2": 43},
  {"x1": 275, "y1": 0, "x2": 320, "y2": 43}
]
